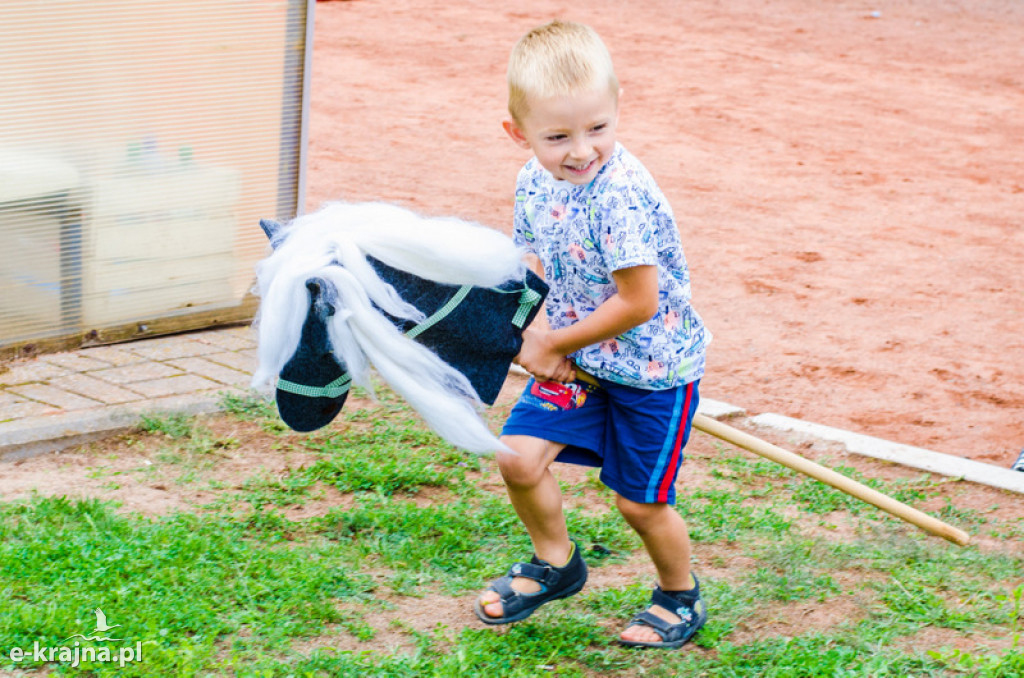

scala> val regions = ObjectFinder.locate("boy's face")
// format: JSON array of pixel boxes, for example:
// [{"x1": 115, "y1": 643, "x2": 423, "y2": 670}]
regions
[{"x1": 504, "y1": 86, "x2": 619, "y2": 185}]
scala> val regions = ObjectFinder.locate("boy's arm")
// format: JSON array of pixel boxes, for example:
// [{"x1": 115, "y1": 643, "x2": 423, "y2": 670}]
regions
[
  {"x1": 517, "y1": 264, "x2": 659, "y2": 382},
  {"x1": 513, "y1": 254, "x2": 576, "y2": 382}
]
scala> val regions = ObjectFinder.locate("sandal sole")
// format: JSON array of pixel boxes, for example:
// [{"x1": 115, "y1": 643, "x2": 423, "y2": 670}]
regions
[
  {"x1": 617, "y1": 618, "x2": 705, "y2": 649},
  {"x1": 617, "y1": 636, "x2": 693, "y2": 649},
  {"x1": 473, "y1": 577, "x2": 587, "y2": 625}
]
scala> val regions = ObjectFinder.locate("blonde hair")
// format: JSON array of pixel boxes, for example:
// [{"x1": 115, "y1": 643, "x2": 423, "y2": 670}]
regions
[{"x1": 507, "y1": 20, "x2": 619, "y2": 125}]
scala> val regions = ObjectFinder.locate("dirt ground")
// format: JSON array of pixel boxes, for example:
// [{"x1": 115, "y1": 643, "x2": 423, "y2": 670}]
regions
[{"x1": 306, "y1": 0, "x2": 1024, "y2": 468}]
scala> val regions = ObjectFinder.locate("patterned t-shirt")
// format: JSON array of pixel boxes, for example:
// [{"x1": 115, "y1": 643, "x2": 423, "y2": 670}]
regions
[{"x1": 512, "y1": 143, "x2": 710, "y2": 389}]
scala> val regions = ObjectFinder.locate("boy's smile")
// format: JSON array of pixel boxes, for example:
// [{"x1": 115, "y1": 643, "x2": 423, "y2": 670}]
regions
[{"x1": 505, "y1": 86, "x2": 620, "y2": 185}]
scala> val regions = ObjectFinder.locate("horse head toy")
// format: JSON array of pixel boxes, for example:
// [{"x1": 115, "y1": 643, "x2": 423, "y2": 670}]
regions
[{"x1": 250, "y1": 202, "x2": 548, "y2": 453}]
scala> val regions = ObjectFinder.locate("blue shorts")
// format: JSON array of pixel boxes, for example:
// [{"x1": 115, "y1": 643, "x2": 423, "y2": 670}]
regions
[{"x1": 501, "y1": 376, "x2": 700, "y2": 505}]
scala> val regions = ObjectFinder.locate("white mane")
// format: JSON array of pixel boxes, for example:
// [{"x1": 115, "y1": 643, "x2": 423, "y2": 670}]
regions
[{"x1": 251, "y1": 202, "x2": 526, "y2": 454}]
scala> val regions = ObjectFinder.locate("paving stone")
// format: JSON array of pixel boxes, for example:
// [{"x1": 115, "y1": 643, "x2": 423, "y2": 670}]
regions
[
  {"x1": 77, "y1": 345, "x2": 147, "y2": 367},
  {"x1": 0, "y1": 360, "x2": 71, "y2": 385},
  {"x1": 129, "y1": 375, "x2": 224, "y2": 398},
  {"x1": 0, "y1": 392, "x2": 55, "y2": 420},
  {"x1": 0, "y1": 392, "x2": 27, "y2": 406},
  {"x1": 125, "y1": 337, "x2": 219, "y2": 360},
  {"x1": 166, "y1": 357, "x2": 252, "y2": 388},
  {"x1": 40, "y1": 353, "x2": 114, "y2": 372},
  {"x1": 91, "y1": 362, "x2": 184, "y2": 385},
  {"x1": 49, "y1": 374, "x2": 143, "y2": 405},
  {"x1": 195, "y1": 329, "x2": 257, "y2": 351},
  {"x1": 205, "y1": 349, "x2": 257, "y2": 374},
  {"x1": 7, "y1": 383, "x2": 103, "y2": 410},
  {"x1": 0, "y1": 400, "x2": 56, "y2": 421}
]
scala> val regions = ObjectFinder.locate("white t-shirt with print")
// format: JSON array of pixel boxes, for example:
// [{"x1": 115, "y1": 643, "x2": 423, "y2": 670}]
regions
[{"x1": 512, "y1": 143, "x2": 710, "y2": 389}]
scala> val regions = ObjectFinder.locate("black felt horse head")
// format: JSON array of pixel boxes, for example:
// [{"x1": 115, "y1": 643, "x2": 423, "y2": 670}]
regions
[{"x1": 251, "y1": 202, "x2": 547, "y2": 453}]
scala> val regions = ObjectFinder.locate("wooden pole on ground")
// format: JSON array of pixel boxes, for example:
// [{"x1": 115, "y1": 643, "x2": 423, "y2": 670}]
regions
[
  {"x1": 571, "y1": 370, "x2": 970, "y2": 546},
  {"x1": 691, "y1": 413, "x2": 970, "y2": 546}
]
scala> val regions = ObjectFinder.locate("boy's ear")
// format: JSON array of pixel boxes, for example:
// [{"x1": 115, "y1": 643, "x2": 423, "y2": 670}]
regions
[{"x1": 502, "y1": 119, "x2": 532, "y2": 149}]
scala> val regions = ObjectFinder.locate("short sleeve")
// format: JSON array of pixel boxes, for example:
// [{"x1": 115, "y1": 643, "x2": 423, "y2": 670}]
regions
[
  {"x1": 512, "y1": 168, "x2": 536, "y2": 255},
  {"x1": 595, "y1": 182, "x2": 660, "y2": 272}
]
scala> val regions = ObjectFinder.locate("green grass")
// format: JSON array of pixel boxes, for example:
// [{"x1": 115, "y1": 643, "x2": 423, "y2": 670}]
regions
[{"x1": 1, "y1": 389, "x2": 1021, "y2": 676}]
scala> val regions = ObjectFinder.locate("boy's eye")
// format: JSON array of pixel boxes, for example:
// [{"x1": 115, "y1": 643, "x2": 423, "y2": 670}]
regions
[
  {"x1": 590, "y1": 124, "x2": 607, "y2": 133},
  {"x1": 546, "y1": 134, "x2": 566, "y2": 142}
]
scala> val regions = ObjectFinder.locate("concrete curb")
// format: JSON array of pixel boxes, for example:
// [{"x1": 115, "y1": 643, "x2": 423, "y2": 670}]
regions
[
  {"x1": 0, "y1": 391, "x2": 234, "y2": 463},
  {"x1": 696, "y1": 397, "x2": 746, "y2": 419},
  {"x1": 748, "y1": 413, "x2": 1024, "y2": 495}
]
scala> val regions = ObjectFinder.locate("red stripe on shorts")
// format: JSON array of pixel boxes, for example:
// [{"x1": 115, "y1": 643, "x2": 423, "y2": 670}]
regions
[{"x1": 657, "y1": 381, "x2": 694, "y2": 503}]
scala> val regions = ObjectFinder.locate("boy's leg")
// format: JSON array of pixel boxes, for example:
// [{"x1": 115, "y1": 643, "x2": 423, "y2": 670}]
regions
[
  {"x1": 615, "y1": 494, "x2": 697, "y2": 644},
  {"x1": 478, "y1": 434, "x2": 571, "y2": 619},
  {"x1": 587, "y1": 378, "x2": 702, "y2": 643}
]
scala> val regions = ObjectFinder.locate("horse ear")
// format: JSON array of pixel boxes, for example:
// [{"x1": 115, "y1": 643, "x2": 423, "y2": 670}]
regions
[{"x1": 259, "y1": 218, "x2": 285, "y2": 245}]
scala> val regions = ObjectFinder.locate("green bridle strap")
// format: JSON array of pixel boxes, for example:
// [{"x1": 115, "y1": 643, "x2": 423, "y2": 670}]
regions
[
  {"x1": 404, "y1": 284, "x2": 473, "y2": 339},
  {"x1": 511, "y1": 287, "x2": 543, "y2": 329},
  {"x1": 276, "y1": 373, "x2": 351, "y2": 398}
]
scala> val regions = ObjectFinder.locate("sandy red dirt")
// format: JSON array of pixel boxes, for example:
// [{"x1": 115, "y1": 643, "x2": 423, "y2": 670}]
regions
[{"x1": 306, "y1": 0, "x2": 1024, "y2": 468}]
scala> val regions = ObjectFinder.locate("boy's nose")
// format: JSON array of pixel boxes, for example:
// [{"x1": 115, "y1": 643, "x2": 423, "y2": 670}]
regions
[{"x1": 569, "y1": 136, "x2": 591, "y2": 159}]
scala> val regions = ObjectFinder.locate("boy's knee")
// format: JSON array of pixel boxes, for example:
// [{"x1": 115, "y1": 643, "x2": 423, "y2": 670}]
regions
[
  {"x1": 496, "y1": 454, "x2": 542, "y2": 488},
  {"x1": 496, "y1": 435, "x2": 561, "y2": 488},
  {"x1": 615, "y1": 495, "x2": 666, "y2": 530}
]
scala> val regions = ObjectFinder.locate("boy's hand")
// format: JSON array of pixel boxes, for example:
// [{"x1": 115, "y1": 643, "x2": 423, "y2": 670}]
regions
[
  {"x1": 512, "y1": 265, "x2": 658, "y2": 384},
  {"x1": 516, "y1": 326, "x2": 577, "y2": 383}
]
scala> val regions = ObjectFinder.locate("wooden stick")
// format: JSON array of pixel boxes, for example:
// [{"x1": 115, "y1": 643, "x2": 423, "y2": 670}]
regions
[
  {"x1": 571, "y1": 370, "x2": 970, "y2": 546},
  {"x1": 691, "y1": 413, "x2": 969, "y2": 546}
]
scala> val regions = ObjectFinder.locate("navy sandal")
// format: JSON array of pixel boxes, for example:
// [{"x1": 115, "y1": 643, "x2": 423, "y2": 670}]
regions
[
  {"x1": 619, "y1": 577, "x2": 707, "y2": 649},
  {"x1": 474, "y1": 541, "x2": 588, "y2": 625}
]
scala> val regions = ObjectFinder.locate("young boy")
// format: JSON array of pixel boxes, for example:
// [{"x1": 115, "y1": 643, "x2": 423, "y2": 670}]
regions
[{"x1": 473, "y1": 20, "x2": 711, "y2": 649}]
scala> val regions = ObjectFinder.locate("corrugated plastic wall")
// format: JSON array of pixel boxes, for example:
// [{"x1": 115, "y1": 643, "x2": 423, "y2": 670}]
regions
[{"x1": 0, "y1": 0, "x2": 312, "y2": 350}]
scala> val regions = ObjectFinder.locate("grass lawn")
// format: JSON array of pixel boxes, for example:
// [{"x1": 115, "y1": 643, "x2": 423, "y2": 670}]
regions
[{"x1": 1, "y1": 385, "x2": 1021, "y2": 676}]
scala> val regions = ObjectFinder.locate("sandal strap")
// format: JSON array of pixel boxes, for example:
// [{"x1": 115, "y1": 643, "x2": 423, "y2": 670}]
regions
[
  {"x1": 625, "y1": 611, "x2": 675, "y2": 641},
  {"x1": 489, "y1": 576, "x2": 520, "y2": 598},
  {"x1": 487, "y1": 576, "x2": 535, "y2": 617},
  {"x1": 651, "y1": 579, "x2": 701, "y2": 619},
  {"x1": 652, "y1": 588, "x2": 691, "y2": 619},
  {"x1": 485, "y1": 565, "x2": 557, "y2": 618},
  {"x1": 507, "y1": 560, "x2": 563, "y2": 587}
]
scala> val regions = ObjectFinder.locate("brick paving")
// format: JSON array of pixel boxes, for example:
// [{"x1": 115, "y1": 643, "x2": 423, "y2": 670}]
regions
[{"x1": 0, "y1": 325, "x2": 259, "y2": 461}]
